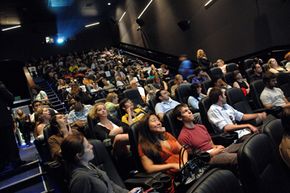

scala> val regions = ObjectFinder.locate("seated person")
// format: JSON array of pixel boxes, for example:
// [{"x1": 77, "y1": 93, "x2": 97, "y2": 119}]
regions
[
  {"x1": 250, "y1": 63, "x2": 264, "y2": 81},
  {"x1": 105, "y1": 92, "x2": 119, "y2": 118},
  {"x1": 170, "y1": 74, "x2": 186, "y2": 98},
  {"x1": 173, "y1": 104, "x2": 240, "y2": 166},
  {"x1": 191, "y1": 67, "x2": 211, "y2": 84},
  {"x1": 232, "y1": 70, "x2": 250, "y2": 96},
  {"x1": 260, "y1": 72, "x2": 290, "y2": 110},
  {"x1": 207, "y1": 78, "x2": 231, "y2": 96},
  {"x1": 48, "y1": 114, "x2": 78, "y2": 160},
  {"x1": 279, "y1": 107, "x2": 290, "y2": 168},
  {"x1": 188, "y1": 83, "x2": 206, "y2": 111},
  {"x1": 138, "y1": 113, "x2": 188, "y2": 174},
  {"x1": 268, "y1": 58, "x2": 288, "y2": 74},
  {"x1": 207, "y1": 87, "x2": 267, "y2": 140},
  {"x1": 68, "y1": 98, "x2": 92, "y2": 133},
  {"x1": 155, "y1": 90, "x2": 180, "y2": 120},
  {"x1": 34, "y1": 107, "x2": 56, "y2": 139},
  {"x1": 61, "y1": 134, "x2": 139, "y2": 193},
  {"x1": 285, "y1": 51, "x2": 290, "y2": 71},
  {"x1": 216, "y1": 59, "x2": 227, "y2": 74},
  {"x1": 87, "y1": 103, "x2": 129, "y2": 156},
  {"x1": 130, "y1": 79, "x2": 146, "y2": 102},
  {"x1": 119, "y1": 98, "x2": 146, "y2": 126}
]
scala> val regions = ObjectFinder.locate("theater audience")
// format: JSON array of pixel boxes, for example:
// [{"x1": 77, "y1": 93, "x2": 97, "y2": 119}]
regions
[
  {"x1": 34, "y1": 107, "x2": 56, "y2": 139},
  {"x1": 285, "y1": 51, "x2": 290, "y2": 71},
  {"x1": 279, "y1": 107, "x2": 290, "y2": 168},
  {"x1": 260, "y1": 72, "x2": 290, "y2": 110},
  {"x1": 207, "y1": 87, "x2": 266, "y2": 141},
  {"x1": 138, "y1": 113, "x2": 188, "y2": 174},
  {"x1": 61, "y1": 134, "x2": 139, "y2": 193},
  {"x1": 207, "y1": 78, "x2": 231, "y2": 96},
  {"x1": 174, "y1": 104, "x2": 239, "y2": 166},
  {"x1": 191, "y1": 67, "x2": 211, "y2": 84},
  {"x1": 196, "y1": 49, "x2": 211, "y2": 70}
]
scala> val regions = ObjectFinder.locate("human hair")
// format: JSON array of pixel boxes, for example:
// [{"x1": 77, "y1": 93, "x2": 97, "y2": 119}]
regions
[
  {"x1": 209, "y1": 87, "x2": 223, "y2": 104},
  {"x1": 155, "y1": 90, "x2": 162, "y2": 103},
  {"x1": 263, "y1": 71, "x2": 276, "y2": 84},
  {"x1": 106, "y1": 92, "x2": 118, "y2": 103},
  {"x1": 172, "y1": 103, "x2": 188, "y2": 123},
  {"x1": 233, "y1": 70, "x2": 241, "y2": 80},
  {"x1": 32, "y1": 100, "x2": 43, "y2": 108},
  {"x1": 88, "y1": 102, "x2": 105, "y2": 119},
  {"x1": 119, "y1": 98, "x2": 133, "y2": 115},
  {"x1": 49, "y1": 113, "x2": 61, "y2": 136},
  {"x1": 281, "y1": 107, "x2": 290, "y2": 135},
  {"x1": 61, "y1": 134, "x2": 85, "y2": 164},
  {"x1": 196, "y1": 49, "x2": 206, "y2": 59},
  {"x1": 190, "y1": 83, "x2": 202, "y2": 99},
  {"x1": 174, "y1": 74, "x2": 183, "y2": 84},
  {"x1": 138, "y1": 113, "x2": 167, "y2": 164},
  {"x1": 194, "y1": 67, "x2": 202, "y2": 76},
  {"x1": 267, "y1": 58, "x2": 276, "y2": 68}
]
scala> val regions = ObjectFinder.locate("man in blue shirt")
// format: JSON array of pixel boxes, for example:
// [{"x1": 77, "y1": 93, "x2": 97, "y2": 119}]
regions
[{"x1": 155, "y1": 89, "x2": 180, "y2": 120}]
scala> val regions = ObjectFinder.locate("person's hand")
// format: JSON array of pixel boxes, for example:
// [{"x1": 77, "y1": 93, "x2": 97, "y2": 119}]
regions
[
  {"x1": 129, "y1": 187, "x2": 143, "y2": 193},
  {"x1": 248, "y1": 124, "x2": 258, "y2": 133},
  {"x1": 170, "y1": 163, "x2": 181, "y2": 170},
  {"x1": 257, "y1": 112, "x2": 267, "y2": 120},
  {"x1": 109, "y1": 127, "x2": 123, "y2": 136},
  {"x1": 210, "y1": 146, "x2": 225, "y2": 156},
  {"x1": 126, "y1": 107, "x2": 131, "y2": 115}
]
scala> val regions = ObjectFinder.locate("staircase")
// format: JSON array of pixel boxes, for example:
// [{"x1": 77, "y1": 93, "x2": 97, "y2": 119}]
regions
[{"x1": 34, "y1": 77, "x2": 68, "y2": 113}]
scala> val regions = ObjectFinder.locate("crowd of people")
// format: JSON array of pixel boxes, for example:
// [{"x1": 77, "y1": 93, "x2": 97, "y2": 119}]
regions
[{"x1": 4, "y1": 47, "x2": 290, "y2": 192}]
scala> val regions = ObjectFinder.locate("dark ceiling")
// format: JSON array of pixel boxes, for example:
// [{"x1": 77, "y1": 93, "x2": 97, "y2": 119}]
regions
[{"x1": 0, "y1": 0, "x2": 117, "y2": 35}]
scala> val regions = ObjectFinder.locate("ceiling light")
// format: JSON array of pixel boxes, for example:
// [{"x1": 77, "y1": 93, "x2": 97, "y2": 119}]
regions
[
  {"x1": 137, "y1": 0, "x2": 154, "y2": 19},
  {"x1": 85, "y1": 22, "x2": 100, "y2": 28},
  {"x1": 118, "y1": 11, "x2": 127, "y2": 22},
  {"x1": 107, "y1": 2, "x2": 111, "y2": 5},
  {"x1": 2, "y1": 25, "x2": 21, "y2": 32},
  {"x1": 204, "y1": 0, "x2": 216, "y2": 8}
]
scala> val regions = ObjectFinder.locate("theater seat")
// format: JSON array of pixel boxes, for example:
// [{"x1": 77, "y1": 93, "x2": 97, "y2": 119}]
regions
[
  {"x1": 175, "y1": 83, "x2": 192, "y2": 103},
  {"x1": 238, "y1": 134, "x2": 290, "y2": 193},
  {"x1": 226, "y1": 63, "x2": 239, "y2": 72},
  {"x1": 163, "y1": 109, "x2": 183, "y2": 138},
  {"x1": 250, "y1": 79, "x2": 265, "y2": 109},
  {"x1": 186, "y1": 169, "x2": 242, "y2": 193},
  {"x1": 124, "y1": 88, "x2": 146, "y2": 107},
  {"x1": 209, "y1": 67, "x2": 223, "y2": 80}
]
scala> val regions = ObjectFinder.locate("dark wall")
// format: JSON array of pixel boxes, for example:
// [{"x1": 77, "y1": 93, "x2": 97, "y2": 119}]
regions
[
  {"x1": 0, "y1": 20, "x2": 118, "y2": 61},
  {"x1": 115, "y1": 0, "x2": 290, "y2": 61},
  {"x1": 0, "y1": 60, "x2": 30, "y2": 100}
]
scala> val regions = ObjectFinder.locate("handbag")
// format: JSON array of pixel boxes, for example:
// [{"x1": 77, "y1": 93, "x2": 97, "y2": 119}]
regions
[{"x1": 175, "y1": 147, "x2": 210, "y2": 185}]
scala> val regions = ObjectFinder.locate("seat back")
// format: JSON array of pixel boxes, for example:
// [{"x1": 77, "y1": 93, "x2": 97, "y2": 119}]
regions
[
  {"x1": 262, "y1": 118, "x2": 284, "y2": 150},
  {"x1": 201, "y1": 79, "x2": 212, "y2": 95},
  {"x1": 167, "y1": 79, "x2": 175, "y2": 92},
  {"x1": 224, "y1": 72, "x2": 234, "y2": 86},
  {"x1": 187, "y1": 74, "x2": 196, "y2": 83},
  {"x1": 238, "y1": 133, "x2": 290, "y2": 193},
  {"x1": 86, "y1": 115, "x2": 99, "y2": 138},
  {"x1": 250, "y1": 79, "x2": 265, "y2": 109},
  {"x1": 186, "y1": 169, "x2": 242, "y2": 193},
  {"x1": 175, "y1": 83, "x2": 192, "y2": 103},
  {"x1": 245, "y1": 68, "x2": 253, "y2": 82},
  {"x1": 226, "y1": 63, "x2": 239, "y2": 72},
  {"x1": 226, "y1": 88, "x2": 253, "y2": 114},
  {"x1": 90, "y1": 139, "x2": 125, "y2": 188},
  {"x1": 276, "y1": 73, "x2": 290, "y2": 98},
  {"x1": 163, "y1": 109, "x2": 183, "y2": 138},
  {"x1": 124, "y1": 88, "x2": 145, "y2": 107},
  {"x1": 244, "y1": 58, "x2": 254, "y2": 70},
  {"x1": 209, "y1": 67, "x2": 223, "y2": 80},
  {"x1": 198, "y1": 97, "x2": 216, "y2": 134},
  {"x1": 128, "y1": 122, "x2": 144, "y2": 172}
]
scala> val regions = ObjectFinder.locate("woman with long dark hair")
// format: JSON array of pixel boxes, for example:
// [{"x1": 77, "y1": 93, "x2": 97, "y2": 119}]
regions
[{"x1": 138, "y1": 113, "x2": 188, "y2": 174}]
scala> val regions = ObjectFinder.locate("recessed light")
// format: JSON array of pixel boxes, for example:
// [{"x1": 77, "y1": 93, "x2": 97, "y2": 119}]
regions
[{"x1": 107, "y1": 2, "x2": 111, "y2": 5}]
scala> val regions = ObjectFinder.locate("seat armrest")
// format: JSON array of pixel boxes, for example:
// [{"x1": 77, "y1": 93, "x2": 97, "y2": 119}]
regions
[
  {"x1": 252, "y1": 108, "x2": 267, "y2": 113},
  {"x1": 211, "y1": 132, "x2": 238, "y2": 147}
]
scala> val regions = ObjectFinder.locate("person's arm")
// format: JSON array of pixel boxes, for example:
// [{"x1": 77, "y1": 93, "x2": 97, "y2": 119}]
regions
[
  {"x1": 232, "y1": 82, "x2": 240, "y2": 89},
  {"x1": 224, "y1": 123, "x2": 258, "y2": 133},
  {"x1": 162, "y1": 81, "x2": 168, "y2": 91},
  {"x1": 155, "y1": 103, "x2": 164, "y2": 121},
  {"x1": 140, "y1": 154, "x2": 179, "y2": 173}
]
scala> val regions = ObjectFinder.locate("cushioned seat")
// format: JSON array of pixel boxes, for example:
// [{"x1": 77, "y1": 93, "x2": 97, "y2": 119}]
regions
[{"x1": 186, "y1": 168, "x2": 242, "y2": 193}]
